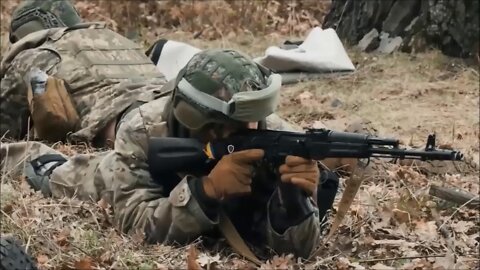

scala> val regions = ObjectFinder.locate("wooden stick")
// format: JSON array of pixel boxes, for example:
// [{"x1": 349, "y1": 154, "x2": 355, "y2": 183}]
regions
[
  {"x1": 325, "y1": 169, "x2": 366, "y2": 241},
  {"x1": 429, "y1": 185, "x2": 479, "y2": 210},
  {"x1": 358, "y1": 254, "x2": 446, "y2": 263}
]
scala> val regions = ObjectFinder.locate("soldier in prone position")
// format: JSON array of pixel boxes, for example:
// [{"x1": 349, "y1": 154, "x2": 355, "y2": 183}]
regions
[
  {"x1": 1, "y1": 0, "x2": 167, "y2": 147},
  {"x1": 1, "y1": 49, "x2": 345, "y2": 260}
]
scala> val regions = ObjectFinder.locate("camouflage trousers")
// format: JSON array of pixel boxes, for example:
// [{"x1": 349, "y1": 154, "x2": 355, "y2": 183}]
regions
[{"x1": 0, "y1": 141, "x2": 110, "y2": 202}]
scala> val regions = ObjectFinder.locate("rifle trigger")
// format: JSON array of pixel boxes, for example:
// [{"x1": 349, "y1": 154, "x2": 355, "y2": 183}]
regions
[{"x1": 365, "y1": 158, "x2": 371, "y2": 167}]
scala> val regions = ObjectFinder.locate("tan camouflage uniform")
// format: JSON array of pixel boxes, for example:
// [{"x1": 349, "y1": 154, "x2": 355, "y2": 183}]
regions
[
  {"x1": 0, "y1": 96, "x2": 320, "y2": 259},
  {"x1": 0, "y1": 22, "x2": 166, "y2": 142}
]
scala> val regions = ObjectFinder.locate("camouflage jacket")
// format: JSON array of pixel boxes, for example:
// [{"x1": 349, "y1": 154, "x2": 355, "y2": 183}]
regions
[
  {"x1": 47, "y1": 96, "x2": 321, "y2": 259},
  {"x1": 0, "y1": 22, "x2": 166, "y2": 142}
]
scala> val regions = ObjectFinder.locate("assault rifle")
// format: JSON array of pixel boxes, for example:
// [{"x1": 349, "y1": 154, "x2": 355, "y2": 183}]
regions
[{"x1": 147, "y1": 128, "x2": 463, "y2": 176}]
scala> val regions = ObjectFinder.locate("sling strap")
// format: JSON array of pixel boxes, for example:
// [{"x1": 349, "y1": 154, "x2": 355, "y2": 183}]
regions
[{"x1": 218, "y1": 210, "x2": 263, "y2": 266}]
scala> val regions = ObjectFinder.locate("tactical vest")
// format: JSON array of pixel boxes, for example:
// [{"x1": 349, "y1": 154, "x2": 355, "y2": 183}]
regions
[
  {"x1": 40, "y1": 22, "x2": 163, "y2": 90},
  {"x1": 4, "y1": 22, "x2": 168, "y2": 142}
]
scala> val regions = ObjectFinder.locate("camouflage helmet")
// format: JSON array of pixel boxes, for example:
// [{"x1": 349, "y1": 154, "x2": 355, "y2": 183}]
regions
[
  {"x1": 10, "y1": 0, "x2": 82, "y2": 43},
  {"x1": 172, "y1": 48, "x2": 282, "y2": 130}
]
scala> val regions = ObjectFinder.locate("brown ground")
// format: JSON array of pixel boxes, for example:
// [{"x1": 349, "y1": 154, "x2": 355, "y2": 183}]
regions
[{"x1": 1, "y1": 1, "x2": 479, "y2": 270}]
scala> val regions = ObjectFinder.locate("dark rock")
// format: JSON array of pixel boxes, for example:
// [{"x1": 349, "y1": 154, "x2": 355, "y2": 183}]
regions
[
  {"x1": 376, "y1": 32, "x2": 403, "y2": 54},
  {"x1": 323, "y1": 0, "x2": 479, "y2": 58},
  {"x1": 357, "y1": 28, "x2": 379, "y2": 52},
  {"x1": 330, "y1": 98, "x2": 343, "y2": 108}
]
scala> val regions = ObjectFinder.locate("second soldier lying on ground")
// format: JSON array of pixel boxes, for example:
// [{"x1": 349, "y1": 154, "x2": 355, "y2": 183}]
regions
[{"x1": 0, "y1": 0, "x2": 167, "y2": 147}]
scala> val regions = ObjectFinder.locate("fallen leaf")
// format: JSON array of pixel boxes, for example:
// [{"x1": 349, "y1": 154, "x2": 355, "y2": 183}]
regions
[
  {"x1": 130, "y1": 230, "x2": 145, "y2": 245},
  {"x1": 37, "y1": 254, "x2": 49, "y2": 264},
  {"x1": 433, "y1": 249, "x2": 456, "y2": 270},
  {"x1": 187, "y1": 245, "x2": 202, "y2": 270},
  {"x1": 372, "y1": 239, "x2": 414, "y2": 247},
  {"x1": 155, "y1": 262, "x2": 169, "y2": 270},
  {"x1": 392, "y1": 208, "x2": 411, "y2": 224},
  {"x1": 100, "y1": 251, "x2": 113, "y2": 263},
  {"x1": 2, "y1": 203, "x2": 13, "y2": 214},
  {"x1": 231, "y1": 258, "x2": 256, "y2": 270},
  {"x1": 55, "y1": 234, "x2": 69, "y2": 247},
  {"x1": 371, "y1": 263, "x2": 395, "y2": 270},
  {"x1": 55, "y1": 229, "x2": 71, "y2": 247},
  {"x1": 335, "y1": 257, "x2": 351, "y2": 270},
  {"x1": 197, "y1": 253, "x2": 221, "y2": 268},
  {"x1": 402, "y1": 249, "x2": 421, "y2": 257},
  {"x1": 451, "y1": 220, "x2": 474, "y2": 234},
  {"x1": 268, "y1": 254, "x2": 292, "y2": 270},
  {"x1": 348, "y1": 262, "x2": 366, "y2": 270},
  {"x1": 97, "y1": 198, "x2": 110, "y2": 210},
  {"x1": 372, "y1": 206, "x2": 393, "y2": 230},
  {"x1": 363, "y1": 235, "x2": 375, "y2": 246},
  {"x1": 74, "y1": 257, "x2": 94, "y2": 270},
  {"x1": 414, "y1": 220, "x2": 439, "y2": 242}
]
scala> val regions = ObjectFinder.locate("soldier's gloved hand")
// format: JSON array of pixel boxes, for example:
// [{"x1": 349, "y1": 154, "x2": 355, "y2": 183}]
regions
[
  {"x1": 202, "y1": 149, "x2": 264, "y2": 200},
  {"x1": 279, "y1": 156, "x2": 319, "y2": 196}
]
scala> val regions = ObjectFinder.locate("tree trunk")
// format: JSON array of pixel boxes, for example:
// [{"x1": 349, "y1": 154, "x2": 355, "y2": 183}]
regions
[{"x1": 322, "y1": 0, "x2": 479, "y2": 58}]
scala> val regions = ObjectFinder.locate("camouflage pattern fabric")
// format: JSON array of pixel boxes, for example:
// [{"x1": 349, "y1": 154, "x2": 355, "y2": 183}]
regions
[
  {"x1": 0, "y1": 23, "x2": 167, "y2": 142},
  {"x1": 0, "y1": 97, "x2": 321, "y2": 259},
  {"x1": 182, "y1": 49, "x2": 266, "y2": 98}
]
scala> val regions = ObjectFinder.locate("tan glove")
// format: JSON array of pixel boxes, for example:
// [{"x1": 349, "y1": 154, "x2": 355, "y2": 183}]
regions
[
  {"x1": 278, "y1": 156, "x2": 319, "y2": 196},
  {"x1": 203, "y1": 149, "x2": 264, "y2": 200}
]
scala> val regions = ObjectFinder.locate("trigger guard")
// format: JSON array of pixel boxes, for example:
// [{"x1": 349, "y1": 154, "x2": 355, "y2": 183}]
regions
[{"x1": 358, "y1": 158, "x2": 370, "y2": 168}]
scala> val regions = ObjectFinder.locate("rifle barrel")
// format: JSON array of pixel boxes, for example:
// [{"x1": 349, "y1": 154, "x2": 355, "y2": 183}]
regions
[{"x1": 371, "y1": 147, "x2": 463, "y2": 161}]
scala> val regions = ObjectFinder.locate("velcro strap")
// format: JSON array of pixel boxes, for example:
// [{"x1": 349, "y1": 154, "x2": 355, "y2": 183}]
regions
[
  {"x1": 30, "y1": 154, "x2": 67, "y2": 175},
  {"x1": 146, "y1": 38, "x2": 168, "y2": 65}
]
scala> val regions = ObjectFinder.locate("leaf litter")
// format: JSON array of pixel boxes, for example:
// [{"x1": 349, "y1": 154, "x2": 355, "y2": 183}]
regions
[{"x1": 2, "y1": 104, "x2": 477, "y2": 270}]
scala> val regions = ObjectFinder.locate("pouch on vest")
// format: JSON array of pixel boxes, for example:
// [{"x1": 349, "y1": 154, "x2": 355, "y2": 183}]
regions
[{"x1": 27, "y1": 76, "x2": 79, "y2": 141}]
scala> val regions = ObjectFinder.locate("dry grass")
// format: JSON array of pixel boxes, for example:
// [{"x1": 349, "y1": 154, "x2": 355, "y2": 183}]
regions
[
  {"x1": 75, "y1": 0, "x2": 330, "y2": 40},
  {"x1": 1, "y1": 1, "x2": 479, "y2": 269},
  {"x1": 1, "y1": 0, "x2": 330, "y2": 56}
]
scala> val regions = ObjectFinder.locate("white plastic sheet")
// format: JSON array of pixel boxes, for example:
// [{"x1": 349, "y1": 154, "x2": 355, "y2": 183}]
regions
[
  {"x1": 254, "y1": 27, "x2": 355, "y2": 72},
  {"x1": 153, "y1": 27, "x2": 355, "y2": 82},
  {"x1": 155, "y1": 40, "x2": 201, "y2": 81}
]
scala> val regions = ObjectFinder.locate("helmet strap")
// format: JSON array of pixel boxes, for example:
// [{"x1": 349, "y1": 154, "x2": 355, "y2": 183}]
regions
[{"x1": 164, "y1": 98, "x2": 191, "y2": 138}]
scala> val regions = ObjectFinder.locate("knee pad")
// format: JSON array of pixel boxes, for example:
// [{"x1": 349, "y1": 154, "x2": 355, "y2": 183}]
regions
[{"x1": 24, "y1": 154, "x2": 67, "y2": 197}]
